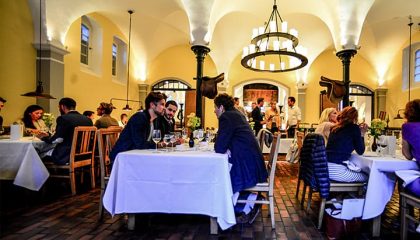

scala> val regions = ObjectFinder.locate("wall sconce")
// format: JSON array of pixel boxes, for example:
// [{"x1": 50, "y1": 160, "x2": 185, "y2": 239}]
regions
[{"x1": 394, "y1": 109, "x2": 405, "y2": 119}]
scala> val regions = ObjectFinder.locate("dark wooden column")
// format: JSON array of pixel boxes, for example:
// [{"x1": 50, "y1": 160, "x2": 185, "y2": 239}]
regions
[
  {"x1": 336, "y1": 49, "x2": 357, "y2": 107},
  {"x1": 191, "y1": 45, "x2": 210, "y2": 119}
]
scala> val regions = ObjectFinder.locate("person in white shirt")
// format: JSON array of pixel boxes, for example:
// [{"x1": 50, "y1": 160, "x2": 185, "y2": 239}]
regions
[{"x1": 286, "y1": 96, "x2": 301, "y2": 138}]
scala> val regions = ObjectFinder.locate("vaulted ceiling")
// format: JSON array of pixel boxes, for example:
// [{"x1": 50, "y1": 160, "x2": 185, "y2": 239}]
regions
[{"x1": 30, "y1": 0, "x2": 420, "y2": 82}]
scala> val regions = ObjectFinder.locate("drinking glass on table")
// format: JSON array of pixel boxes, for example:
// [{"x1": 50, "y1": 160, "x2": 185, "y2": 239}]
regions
[
  {"x1": 152, "y1": 130, "x2": 161, "y2": 152},
  {"x1": 163, "y1": 134, "x2": 171, "y2": 151},
  {"x1": 205, "y1": 130, "x2": 214, "y2": 150},
  {"x1": 377, "y1": 135, "x2": 387, "y2": 156},
  {"x1": 181, "y1": 128, "x2": 188, "y2": 141},
  {"x1": 169, "y1": 132, "x2": 177, "y2": 149}
]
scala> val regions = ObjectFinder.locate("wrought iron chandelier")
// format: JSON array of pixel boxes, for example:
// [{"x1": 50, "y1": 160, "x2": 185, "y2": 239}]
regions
[{"x1": 241, "y1": 0, "x2": 308, "y2": 73}]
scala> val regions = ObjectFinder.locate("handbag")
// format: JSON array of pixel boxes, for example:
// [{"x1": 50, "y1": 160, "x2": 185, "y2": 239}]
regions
[{"x1": 325, "y1": 209, "x2": 362, "y2": 240}]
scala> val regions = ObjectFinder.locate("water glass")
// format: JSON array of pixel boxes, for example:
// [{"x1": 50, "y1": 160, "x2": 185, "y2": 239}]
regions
[{"x1": 152, "y1": 130, "x2": 161, "y2": 152}]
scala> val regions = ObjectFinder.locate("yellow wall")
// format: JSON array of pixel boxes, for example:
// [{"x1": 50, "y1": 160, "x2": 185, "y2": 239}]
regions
[
  {"x1": 64, "y1": 13, "x2": 139, "y2": 121},
  {"x1": 148, "y1": 44, "x2": 219, "y2": 129},
  {"x1": 0, "y1": 0, "x2": 37, "y2": 125},
  {"x1": 386, "y1": 32, "x2": 420, "y2": 128}
]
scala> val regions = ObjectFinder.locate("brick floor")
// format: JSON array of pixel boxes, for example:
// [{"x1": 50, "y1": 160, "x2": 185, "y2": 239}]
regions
[{"x1": 1, "y1": 160, "x2": 420, "y2": 239}]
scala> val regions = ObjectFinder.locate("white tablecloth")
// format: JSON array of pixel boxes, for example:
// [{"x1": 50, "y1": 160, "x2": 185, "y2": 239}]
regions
[
  {"x1": 0, "y1": 138, "x2": 50, "y2": 191},
  {"x1": 262, "y1": 138, "x2": 294, "y2": 154},
  {"x1": 103, "y1": 149, "x2": 236, "y2": 230},
  {"x1": 350, "y1": 153, "x2": 419, "y2": 219}
]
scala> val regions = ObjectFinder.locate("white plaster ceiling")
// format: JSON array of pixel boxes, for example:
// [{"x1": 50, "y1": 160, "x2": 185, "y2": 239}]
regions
[{"x1": 29, "y1": 0, "x2": 420, "y2": 82}]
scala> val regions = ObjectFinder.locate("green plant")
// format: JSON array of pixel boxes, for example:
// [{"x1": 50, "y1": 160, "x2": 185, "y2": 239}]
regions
[
  {"x1": 186, "y1": 112, "x2": 201, "y2": 131},
  {"x1": 42, "y1": 113, "x2": 55, "y2": 128},
  {"x1": 368, "y1": 118, "x2": 386, "y2": 138}
]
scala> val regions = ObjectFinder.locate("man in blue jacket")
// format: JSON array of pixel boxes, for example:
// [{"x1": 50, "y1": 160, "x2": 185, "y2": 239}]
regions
[
  {"x1": 214, "y1": 93, "x2": 268, "y2": 193},
  {"x1": 110, "y1": 92, "x2": 165, "y2": 163}
]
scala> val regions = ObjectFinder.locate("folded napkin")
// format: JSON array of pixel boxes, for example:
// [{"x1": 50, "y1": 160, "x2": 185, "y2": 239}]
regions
[
  {"x1": 343, "y1": 160, "x2": 362, "y2": 172},
  {"x1": 395, "y1": 170, "x2": 420, "y2": 187}
]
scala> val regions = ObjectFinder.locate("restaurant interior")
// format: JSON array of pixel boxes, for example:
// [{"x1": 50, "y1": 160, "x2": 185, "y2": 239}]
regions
[{"x1": 1, "y1": 0, "x2": 420, "y2": 239}]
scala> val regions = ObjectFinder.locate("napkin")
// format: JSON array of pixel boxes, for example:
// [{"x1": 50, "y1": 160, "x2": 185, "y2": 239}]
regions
[
  {"x1": 10, "y1": 124, "x2": 23, "y2": 140},
  {"x1": 343, "y1": 160, "x2": 361, "y2": 172}
]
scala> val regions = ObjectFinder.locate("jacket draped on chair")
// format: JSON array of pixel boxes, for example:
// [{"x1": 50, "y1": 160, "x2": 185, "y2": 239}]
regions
[{"x1": 299, "y1": 133, "x2": 330, "y2": 199}]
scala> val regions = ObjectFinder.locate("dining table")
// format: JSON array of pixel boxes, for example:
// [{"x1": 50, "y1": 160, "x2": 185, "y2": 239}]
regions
[
  {"x1": 103, "y1": 146, "x2": 236, "y2": 234},
  {"x1": 0, "y1": 137, "x2": 50, "y2": 191},
  {"x1": 262, "y1": 137, "x2": 294, "y2": 154},
  {"x1": 350, "y1": 152, "x2": 419, "y2": 237}
]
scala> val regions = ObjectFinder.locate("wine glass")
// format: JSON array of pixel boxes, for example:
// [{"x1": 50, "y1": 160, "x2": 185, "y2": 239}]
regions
[
  {"x1": 181, "y1": 128, "x2": 188, "y2": 141},
  {"x1": 205, "y1": 130, "x2": 214, "y2": 150},
  {"x1": 163, "y1": 134, "x2": 171, "y2": 151},
  {"x1": 169, "y1": 132, "x2": 177, "y2": 149},
  {"x1": 197, "y1": 129, "x2": 205, "y2": 142},
  {"x1": 377, "y1": 135, "x2": 387, "y2": 156},
  {"x1": 152, "y1": 130, "x2": 161, "y2": 152}
]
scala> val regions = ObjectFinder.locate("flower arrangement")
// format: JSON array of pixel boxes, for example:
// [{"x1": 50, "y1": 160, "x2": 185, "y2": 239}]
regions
[
  {"x1": 368, "y1": 118, "x2": 386, "y2": 139},
  {"x1": 42, "y1": 113, "x2": 55, "y2": 129},
  {"x1": 186, "y1": 112, "x2": 201, "y2": 131}
]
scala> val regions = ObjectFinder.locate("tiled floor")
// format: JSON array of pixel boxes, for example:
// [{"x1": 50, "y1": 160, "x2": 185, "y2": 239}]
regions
[{"x1": 1, "y1": 160, "x2": 419, "y2": 239}]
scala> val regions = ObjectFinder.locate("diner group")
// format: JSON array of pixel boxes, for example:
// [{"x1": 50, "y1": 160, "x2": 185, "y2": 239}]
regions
[{"x1": 1, "y1": 94, "x2": 420, "y2": 228}]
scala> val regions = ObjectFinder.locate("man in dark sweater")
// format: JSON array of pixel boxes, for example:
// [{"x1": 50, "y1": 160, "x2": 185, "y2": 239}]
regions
[
  {"x1": 42, "y1": 98, "x2": 93, "y2": 165},
  {"x1": 251, "y1": 97, "x2": 266, "y2": 135}
]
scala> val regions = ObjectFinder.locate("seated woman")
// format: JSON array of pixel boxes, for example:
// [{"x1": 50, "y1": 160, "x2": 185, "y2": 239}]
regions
[
  {"x1": 21, "y1": 105, "x2": 49, "y2": 137},
  {"x1": 326, "y1": 106, "x2": 368, "y2": 182},
  {"x1": 400, "y1": 99, "x2": 420, "y2": 197},
  {"x1": 265, "y1": 101, "x2": 281, "y2": 133},
  {"x1": 315, "y1": 107, "x2": 338, "y2": 144}
]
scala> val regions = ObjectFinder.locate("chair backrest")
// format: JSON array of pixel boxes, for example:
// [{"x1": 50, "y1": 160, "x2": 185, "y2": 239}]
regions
[
  {"x1": 267, "y1": 135, "x2": 281, "y2": 193},
  {"x1": 256, "y1": 128, "x2": 273, "y2": 150},
  {"x1": 69, "y1": 126, "x2": 97, "y2": 168},
  {"x1": 97, "y1": 127, "x2": 122, "y2": 184},
  {"x1": 299, "y1": 133, "x2": 330, "y2": 198}
]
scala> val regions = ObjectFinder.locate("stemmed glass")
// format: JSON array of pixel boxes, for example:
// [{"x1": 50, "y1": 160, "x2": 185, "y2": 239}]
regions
[
  {"x1": 169, "y1": 132, "x2": 177, "y2": 150},
  {"x1": 377, "y1": 135, "x2": 387, "y2": 156},
  {"x1": 196, "y1": 129, "x2": 205, "y2": 149},
  {"x1": 205, "y1": 130, "x2": 214, "y2": 150},
  {"x1": 152, "y1": 130, "x2": 161, "y2": 153},
  {"x1": 163, "y1": 134, "x2": 171, "y2": 151}
]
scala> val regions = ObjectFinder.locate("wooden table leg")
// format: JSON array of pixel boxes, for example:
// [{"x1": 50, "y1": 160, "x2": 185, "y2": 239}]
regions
[
  {"x1": 127, "y1": 214, "x2": 135, "y2": 230},
  {"x1": 372, "y1": 215, "x2": 381, "y2": 237},
  {"x1": 210, "y1": 217, "x2": 218, "y2": 234}
]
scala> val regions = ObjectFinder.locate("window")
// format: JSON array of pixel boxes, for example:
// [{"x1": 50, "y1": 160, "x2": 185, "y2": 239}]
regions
[
  {"x1": 80, "y1": 15, "x2": 103, "y2": 75},
  {"x1": 112, "y1": 36, "x2": 127, "y2": 84},
  {"x1": 415, "y1": 49, "x2": 420, "y2": 82},
  {"x1": 402, "y1": 42, "x2": 420, "y2": 90},
  {"x1": 80, "y1": 24, "x2": 90, "y2": 65},
  {"x1": 112, "y1": 43, "x2": 117, "y2": 76}
]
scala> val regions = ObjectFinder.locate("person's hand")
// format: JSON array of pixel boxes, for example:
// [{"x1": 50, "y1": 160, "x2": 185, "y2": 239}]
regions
[
  {"x1": 36, "y1": 131, "x2": 49, "y2": 139},
  {"x1": 359, "y1": 123, "x2": 368, "y2": 136}
]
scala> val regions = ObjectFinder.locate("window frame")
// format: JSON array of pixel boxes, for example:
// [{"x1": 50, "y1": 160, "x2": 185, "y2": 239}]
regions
[{"x1": 80, "y1": 23, "x2": 90, "y2": 65}]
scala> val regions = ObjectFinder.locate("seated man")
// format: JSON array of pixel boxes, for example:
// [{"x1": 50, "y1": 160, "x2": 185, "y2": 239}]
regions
[
  {"x1": 42, "y1": 97, "x2": 93, "y2": 165},
  {"x1": 157, "y1": 100, "x2": 178, "y2": 134},
  {"x1": 110, "y1": 92, "x2": 166, "y2": 163},
  {"x1": 94, "y1": 102, "x2": 119, "y2": 129}
]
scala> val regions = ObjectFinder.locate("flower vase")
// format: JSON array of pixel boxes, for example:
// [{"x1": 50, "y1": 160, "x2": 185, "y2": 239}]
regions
[
  {"x1": 371, "y1": 137, "x2": 378, "y2": 152},
  {"x1": 189, "y1": 132, "x2": 194, "y2": 148}
]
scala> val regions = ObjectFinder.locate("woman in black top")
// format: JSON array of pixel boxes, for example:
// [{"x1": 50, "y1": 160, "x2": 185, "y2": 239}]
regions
[{"x1": 326, "y1": 106, "x2": 368, "y2": 182}]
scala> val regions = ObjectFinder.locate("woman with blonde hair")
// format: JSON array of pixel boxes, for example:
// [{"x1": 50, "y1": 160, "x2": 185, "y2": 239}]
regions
[
  {"x1": 315, "y1": 108, "x2": 337, "y2": 144},
  {"x1": 265, "y1": 101, "x2": 281, "y2": 133},
  {"x1": 326, "y1": 106, "x2": 368, "y2": 182}
]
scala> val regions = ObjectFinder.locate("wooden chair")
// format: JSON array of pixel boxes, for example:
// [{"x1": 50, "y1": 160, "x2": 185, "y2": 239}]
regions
[
  {"x1": 256, "y1": 128, "x2": 273, "y2": 151},
  {"x1": 297, "y1": 133, "x2": 365, "y2": 229},
  {"x1": 237, "y1": 135, "x2": 281, "y2": 229},
  {"x1": 45, "y1": 126, "x2": 97, "y2": 195},
  {"x1": 400, "y1": 191, "x2": 420, "y2": 240},
  {"x1": 97, "y1": 127, "x2": 122, "y2": 220}
]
